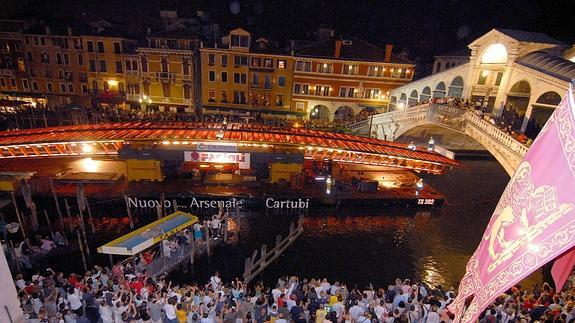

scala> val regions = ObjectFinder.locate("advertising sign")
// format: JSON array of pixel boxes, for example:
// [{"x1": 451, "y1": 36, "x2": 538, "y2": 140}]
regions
[
  {"x1": 184, "y1": 151, "x2": 251, "y2": 169},
  {"x1": 196, "y1": 142, "x2": 238, "y2": 152}
]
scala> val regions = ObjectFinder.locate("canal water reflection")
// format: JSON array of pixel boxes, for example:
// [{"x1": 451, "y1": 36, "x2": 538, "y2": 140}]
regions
[
  {"x1": 36, "y1": 159, "x2": 509, "y2": 290},
  {"x1": 171, "y1": 159, "x2": 510, "y2": 289}
]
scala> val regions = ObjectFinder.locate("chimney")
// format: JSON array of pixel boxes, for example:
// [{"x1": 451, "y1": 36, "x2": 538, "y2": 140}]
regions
[
  {"x1": 45, "y1": 26, "x2": 51, "y2": 35},
  {"x1": 335, "y1": 40, "x2": 342, "y2": 59},
  {"x1": 67, "y1": 27, "x2": 72, "y2": 36},
  {"x1": 384, "y1": 44, "x2": 393, "y2": 62}
]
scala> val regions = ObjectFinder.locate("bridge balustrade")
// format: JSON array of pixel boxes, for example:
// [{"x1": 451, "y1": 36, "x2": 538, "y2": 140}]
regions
[{"x1": 356, "y1": 103, "x2": 530, "y2": 174}]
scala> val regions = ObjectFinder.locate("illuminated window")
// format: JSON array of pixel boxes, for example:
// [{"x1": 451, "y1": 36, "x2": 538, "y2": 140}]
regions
[
  {"x1": 277, "y1": 60, "x2": 286, "y2": 69},
  {"x1": 481, "y1": 43, "x2": 507, "y2": 64}
]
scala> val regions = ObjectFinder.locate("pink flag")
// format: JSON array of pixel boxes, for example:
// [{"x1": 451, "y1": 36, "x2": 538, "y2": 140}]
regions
[
  {"x1": 449, "y1": 87, "x2": 575, "y2": 322},
  {"x1": 551, "y1": 247, "x2": 575, "y2": 292}
]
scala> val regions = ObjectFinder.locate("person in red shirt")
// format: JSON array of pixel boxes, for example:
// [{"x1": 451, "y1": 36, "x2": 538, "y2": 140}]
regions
[{"x1": 130, "y1": 277, "x2": 144, "y2": 294}]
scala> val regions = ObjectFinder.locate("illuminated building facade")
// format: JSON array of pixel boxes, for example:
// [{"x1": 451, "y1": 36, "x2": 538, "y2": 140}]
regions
[
  {"x1": 292, "y1": 38, "x2": 415, "y2": 121},
  {"x1": 136, "y1": 29, "x2": 201, "y2": 113},
  {"x1": 199, "y1": 28, "x2": 295, "y2": 116}
]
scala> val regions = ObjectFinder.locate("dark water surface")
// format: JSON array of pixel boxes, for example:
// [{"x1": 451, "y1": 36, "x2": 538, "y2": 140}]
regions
[{"x1": 34, "y1": 159, "x2": 509, "y2": 289}]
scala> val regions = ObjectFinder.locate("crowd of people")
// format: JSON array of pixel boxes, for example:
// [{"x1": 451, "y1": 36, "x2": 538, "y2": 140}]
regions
[
  {"x1": 14, "y1": 258, "x2": 575, "y2": 323},
  {"x1": 418, "y1": 96, "x2": 538, "y2": 145}
]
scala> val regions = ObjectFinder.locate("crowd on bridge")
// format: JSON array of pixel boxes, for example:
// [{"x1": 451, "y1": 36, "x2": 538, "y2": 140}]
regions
[
  {"x1": 417, "y1": 97, "x2": 539, "y2": 145},
  {"x1": 12, "y1": 247, "x2": 575, "y2": 323}
]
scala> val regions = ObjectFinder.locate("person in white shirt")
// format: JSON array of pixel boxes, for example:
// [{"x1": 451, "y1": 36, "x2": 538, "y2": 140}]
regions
[
  {"x1": 164, "y1": 297, "x2": 178, "y2": 323},
  {"x1": 375, "y1": 300, "x2": 388, "y2": 322},
  {"x1": 349, "y1": 300, "x2": 364, "y2": 321},
  {"x1": 67, "y1": 287, "x2": 83, "y2": 316},
  {"x1": 210, "y1": 271, "x2": 222, "y2": 291},
  {"x1": 426, "y1": 305, "x2": 441, "y2": 323}
]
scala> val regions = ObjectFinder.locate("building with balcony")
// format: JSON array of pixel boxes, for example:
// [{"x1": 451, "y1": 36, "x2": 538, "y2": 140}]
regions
[
  {"x1": 199, "y1": 28, "x2": 295, "y2": 116},
  {"x1": 291, "y1": 37, "x2": 415, "y2": 121},
  {"x1": 135, "y1": 28, "x2": 201, "y2": 113}
]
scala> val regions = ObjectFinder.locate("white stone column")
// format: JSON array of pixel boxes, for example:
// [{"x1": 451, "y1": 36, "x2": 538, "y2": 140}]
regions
[{"x1": 0, "y1": 246, "x2": 23, "y2": 323}]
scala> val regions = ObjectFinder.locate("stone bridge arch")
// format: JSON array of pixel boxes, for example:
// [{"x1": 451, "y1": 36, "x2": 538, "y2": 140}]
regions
[{"x1": 371, "y1": 104, "x2": 526, "y2": 175}]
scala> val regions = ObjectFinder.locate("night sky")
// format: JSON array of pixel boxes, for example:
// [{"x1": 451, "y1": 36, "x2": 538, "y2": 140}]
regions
[{"x1": 2, "y1": 0, "x2": 574, "y2": 65}]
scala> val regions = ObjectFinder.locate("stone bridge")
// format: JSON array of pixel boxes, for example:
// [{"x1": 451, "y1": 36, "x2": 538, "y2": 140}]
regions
[{"x1": 348, "y1": 103, "x2": 529, "y2": 175}]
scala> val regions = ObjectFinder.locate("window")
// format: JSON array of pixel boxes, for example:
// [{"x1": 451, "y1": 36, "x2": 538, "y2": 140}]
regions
[
  {"x1": 64, "y1": 72, "x2": 73, "y2": 81},
  {"x1": 89, "y1": 60, "x2": 96, "y2": 72},
  {"x1": 495, "y1": 72, "x2": 503, "y2": 86},
  {"x1": 233, "y1": 91, "x2": 246, "y2": 104},
  {"x1": 73, "y1": 38, "x2": 82, "y2": 49},
  {"x1": 161, "y1": 57, "x2": 168, "y2": 72},
  {"x1": 47, "y1": 82, "x2": 53, "y2": 92},
  {"x1": 208, "y1": 89, "x2": 216, "y2": 102},
  {"x1": 339, "y1": 87, "x2": 355, "y2": 98},
  {"x1": 209, "y1": 70, "x2": 216, "y2": 82},
  {"x1": 183, "y1": 84, "x2": 192, "y2": 99},
  {"x1": 22, "y1": 79, "x2": 29, "y2": 91},
  {"x1": 63, "y1": 53, "x2": 69, "y2": 65},
  {"x1": 9, "y1": 79, "x2": 15, "y2": 87},
  {"x1": 97, "y1": 41, "x2": 104, "y2": 53},
  {"x1": 0, "y1": 78, "x2": 5, "y2": 87},
  {"x1": 264, "y1": 59, "x2": 273, "y2": 68},
  {"x1": 17, "y1": 58, "x2": 25, "y2": 71},
  {"x1": 99, "y1": 60, "x2": 107, "y2": 72},
  {"x1": 221, "y1": 90, "x2": 227, "y2": 102},
  {"x1": 278, "y1": 76, "x2": 285, "y2": 87},
  {"x1": 317, "y1": 63, "x2": 333, "y2": 73},
  {"x1": 231, "y1": 35, "x2": 239, "y2": 47},
  {"x1": 221, "y1": 72, "x2": 227, "y2": 83},
  {"x1": 40, "y1": 53, "x2": 49, "y2": 64},
  {"x1": 26, "y1": 52, "x2": 33, "y2": 62},
  {"x1": 45, "y1": 69, "x2": 52, "y2": 78},
  {"x1": 87, "y1": 41, "x2": 94, "y2": 53},
  {"x1": 264, "y1": 75, "x2": 271, "y2": 89},
  {"x1": 56, "y1": 53, "x2": 63, "y2": 64},
  {"x1": 68, "y1": 84, "x2": 74, "y2": 93},
  {"x1": 234, "y1": 55, "x2": 248, "y2": 66},
  {"x1": 231, "y1": 35, "x2": 249, "y2": 47},
  {"x1": 240, "y1": 35, "x2": 249, "y2": 47},
  {"x1": 78, "y1": 54, "x2": 84, "y2": 65},
  {"x1": 116, "y1": 61, "x2": 123, "y2": 73},
  {"x1": 293, "y1": 83, "x2": 309, "y2": 95},
  {"x1": 40, "y1": 37, "x2": 46, "y2": 46},
  {"x1": 114, "y1": 42, "x2": 121, "y2": 54},
  {"x1": 131, "y1": 61, "x2": 138, "y2": 71},
  {"x1": 342, "y1": 64, "x2": 358, "y2": 75},
  {"x1": 314, "y1": 85, "x2": 330, "y2": 96},
  {"x1": 251, "y1": 58, "x2": 261, "y2": 67},
  {"x1": 141, "y1": 57, "x2": 148, "y2": 72},
  {"x1": 182, "y1": 58, "x2": 190, "y2": 75},
  {"x1": 60, "y1": 83, "x2": 66, "y2": 92},
  {"x1": 125, "y1": 60, "x2": 131, "y2": 71},
  {"x1": 367, "y1": 66, "x2": 383, "y2": 77},
  {"x1": 277, "y1": 60, "x2": 286, "y2": 69},
  {"x1": 477, "y1": 71, "x2": 488, "y2": 85},
  {"x1": 58, "y1": 70, "x2": 64, "y2": 80},
  {"x1": 81, "y1": 84, "x2": 88, "y2": 94},
  {"x1": 221, "y1": 55, "x2": 228, "y2": 66},
  {"x1": 233, "y1": 73, "x2": 247, "y2": 84},
  {"x1": 391, "y1": 68, "x2": 400, "y2": 78},
  {"x1": 79, "y1": 73, "x2": 87, "y2": 82},
  {"x1": 295, "y1": 61, "x2": 312, "y2": 72},
  {"x1": 208, "y1": 54, "x2": 215, "y2": 65},
  {"x1": 252, "y1": 74, "x2": 259, "y2": 87},
  {"x1": 365, "y1": 88, "x2": 380, "y2": 99},
  {"x1": 275, "y1": 95, "x2": 283, "y2": 106},
  {"x1": 32, "y1": 81, "x2": 39, "y2": 91}
]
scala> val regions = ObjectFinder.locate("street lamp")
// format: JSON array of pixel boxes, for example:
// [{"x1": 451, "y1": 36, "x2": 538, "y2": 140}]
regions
[{"x1": 407, "y1": 141, "x2": 416, "y2": 150}]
